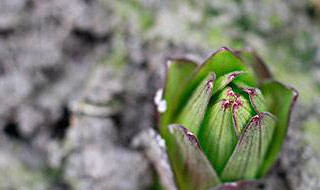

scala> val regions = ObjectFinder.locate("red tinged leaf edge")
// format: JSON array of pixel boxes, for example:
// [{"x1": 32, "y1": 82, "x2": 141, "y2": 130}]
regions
[
  {"x1": 211, "y1": 180, "x2": 263, "y2": 190},
  {"x1": 258, "y1": 80, "x2": 299, "y2": 176},
  {"x1": 169, "y1": 124, "x2": 201, "y2": 148},
  {"x1": 234, "y1": 48, "x2": 273, "y2": 83},
  {"x1": 167, "y1": 124, "x2": 221, "y2": 190}
]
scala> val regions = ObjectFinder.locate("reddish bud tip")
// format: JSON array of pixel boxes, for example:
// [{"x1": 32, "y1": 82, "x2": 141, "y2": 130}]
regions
[
  {"x1": 180, "y1": 126, "x2": 200, "y2": 148},
  {"x1": 228, "y1": 71, "x2": 242, "y2": 81},
  {"x1": 227, "y1": 88, "x2": 235, "y2": 97},
  {"x1": 244, "y1": 88, "x2": 257, "y2": 96},
  {"x1": 232, "y1": 96, "x2": 243, "y2": 110},
  {"x1": 252, "y1": 114, "x2": 262, "y2": 124},
  {"x1": 206, "y1": 79, "x2": 214, "y2": 90},
  {"x1": 221, "y1": 99, "x2": 232, "y2": 110}
]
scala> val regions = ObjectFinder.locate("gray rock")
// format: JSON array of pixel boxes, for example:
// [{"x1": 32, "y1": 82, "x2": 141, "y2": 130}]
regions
[
  {"x1": 65, "y1": 144, "x2": 152, "y2": 190},
  {"x1": 63, "y1": 114, "x2": 153, "y2": 190},
  {"x1": 0, "y1": 0, "x2": 26, "y2": 31},
  {"x1": 281, "y1": 107, "x2": 320, "y2": 190},
  {"x1": 0, "y1": 71, "x2": 33, "y2": 117},
  {"x1": 64, "y1": 116, "x2": 118, "y2": 150},
  {"x1": 83, "y1": 65, "x2": 123, "y2": 105},
  {"x1": 71, "y1": 0, "x2": 117, "y2": 37},
  {"x1": 16, "y1": 104, "x2": 46, "y2": 138},
  {"x1": 0, "y1": 134, "x2": 48, "y2": 190}
]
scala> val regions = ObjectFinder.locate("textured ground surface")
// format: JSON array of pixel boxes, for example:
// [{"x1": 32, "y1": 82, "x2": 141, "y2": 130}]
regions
[{"x1": 0, "y1": 0, "x2": 320, "y2": 189}]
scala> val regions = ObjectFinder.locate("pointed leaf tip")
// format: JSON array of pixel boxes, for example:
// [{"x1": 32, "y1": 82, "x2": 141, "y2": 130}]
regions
[
  {"x1": 242, "y1": 87, "x2": 267, "y2": 113},
  {"x1": 169, "y1": 124, "x2": 200, "y2": 148},
  {"x1": 221, "y1": 112, "x2": 276, "y2": 181},
  {"x1": 234, "y1": 49, "x2": 273, "y2": 83},
  {"x1": 227, "y1": 71, "x2": 244, "y2": 81},
  {"x1": 211, "y1": 71, "x2": 245, "y2": 95}
]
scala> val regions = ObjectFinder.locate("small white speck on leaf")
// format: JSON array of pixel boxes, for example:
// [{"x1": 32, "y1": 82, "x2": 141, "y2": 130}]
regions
[
  {"x1": 157, "y1": 100, "x2": 167, "y2": 113},
  {"x1": 154, "y1": 88, "x2": 164, "y2": 105}
]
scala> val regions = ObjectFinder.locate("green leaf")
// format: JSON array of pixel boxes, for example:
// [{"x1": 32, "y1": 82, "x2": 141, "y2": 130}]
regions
[
  {"x1": 258, "y1": 80, "x2": 298, "y2": 176},
  {"x1": 195, "y1": 47, "x2": 256, "y2": 88},
  {"x1": 232, "y1": 82, "x2": 268, "y2": 113},
  {"x1": 234, "y1": 49, "x2": 273, "y2": 83},
  {"x1": 166, "y1": 124, "x2": 221, "y2": 190},
  {"x1": 176, "y1": 73, "x2": 215, "y2": 134},
  {"x1": 166, "y1": 48, "x2": 255, "y2": 132},
  {"x1": 221, "y1": 112, "x2": 276, "y2": 181},
  {"x1": 243, "y1": 87, "x2": 267, "y2": 113},
  {"x1": 198, "y1": 87, "x2": 238, "y2": 174},
  {"x1": 160, "y1": 59, "x2": 198, "y2": 135},
  {"x1": 211, "y1": 71, "x2": 245, "y2": 95}
]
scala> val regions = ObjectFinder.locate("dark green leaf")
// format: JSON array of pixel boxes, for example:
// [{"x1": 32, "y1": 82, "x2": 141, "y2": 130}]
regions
[
  {"x1": 258, "y1": 80, "x2": 298, "y2": 176},
  {"x1": 160, "y1": 59, "x2": 198, "y2": 135},
  {"x1": 166, "y1": 124, "x2": 221, "y2": 190},
  {"x1": 221, "y1": 112, "x2": 276, "y2": 181}
]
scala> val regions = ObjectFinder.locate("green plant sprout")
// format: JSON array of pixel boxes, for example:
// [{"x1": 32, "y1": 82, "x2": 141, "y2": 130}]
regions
[{"x1": 154, "y1": 47, "x2": 298, "y2": 190}]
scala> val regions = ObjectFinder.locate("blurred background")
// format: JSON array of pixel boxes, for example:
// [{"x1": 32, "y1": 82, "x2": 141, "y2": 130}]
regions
[{"x1": 0, "y1": 0, "x2": 319, "y2": 189}]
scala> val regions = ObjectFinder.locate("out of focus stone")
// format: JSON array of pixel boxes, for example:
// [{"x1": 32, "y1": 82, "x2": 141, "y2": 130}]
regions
[
  {"x1": 83, "y1": 65, "x2": 123, "y2": 105},
  {"x1": 281, "y1": 107, "x2": 320, "y2": 190},
  {"x1": 0, "y1": 134, "x2": 48, "y2": 190},
  {"x1": 64, "y1": 144, "x2": 152, "y2": 190},
  {"x1": 0, "y1": 71, "x2": 33, "y2": 117},
  {"x1": 132, "y1": 128, "x2": 177, "y2": 190},
  {"x1": 72, "y1": 0, "x2": 117, "y2": 37},
  {"x1": 0, "y1": 0, "x2": 26, "y2": 31},
  {"x1": 63, "y1": 114, "x2": 152, "y2": 190},
  {"x1": 64, "y1": 116, "x2": 117, "y2": 150},
  {"x1": 16, "y1": 105, "x2": 46, "y2": 138}
]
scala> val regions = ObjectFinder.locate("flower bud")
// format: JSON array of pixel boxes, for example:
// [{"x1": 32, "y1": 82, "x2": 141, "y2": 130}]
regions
[{"x1": 156, "y1": 47, "x2": 298, "y2": 189}]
